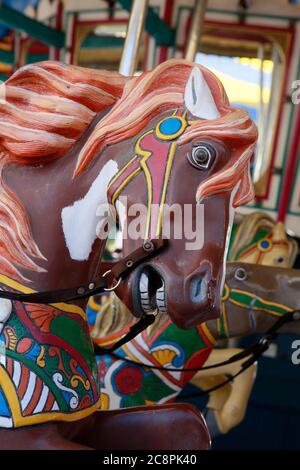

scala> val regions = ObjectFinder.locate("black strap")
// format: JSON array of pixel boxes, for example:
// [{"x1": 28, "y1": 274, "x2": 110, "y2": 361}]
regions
[
  {"x1": 0, "y1": 277, "x2": 107, "y2": 304},
  {"x1": 97, "y1": 310, "x2": 299, "y2": 375},
  {"x1": 95, "y1": 310, "x2": 299, "y2": 397},
  {"x1": 94, "y1": 313, "x2": 156, "y2": 355},
  {"x1": 0, "y1": 238, "x2": 167, "y2": 304}
]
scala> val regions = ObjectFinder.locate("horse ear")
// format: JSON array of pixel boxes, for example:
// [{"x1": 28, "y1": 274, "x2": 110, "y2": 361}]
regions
[
  {"x1": 184, "y1": 67, "x2": 220, "y2": 120},
  {"x1": 272, "y1": 222, "x2": 287, "y2": 242}
]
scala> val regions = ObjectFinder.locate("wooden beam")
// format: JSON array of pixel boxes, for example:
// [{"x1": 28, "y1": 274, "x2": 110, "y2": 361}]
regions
[
  {"x1": 0, "y1": 5, "x2": 65, "y2": 48},
  {"x1": 82, "y1": 35, "x2": 124, "y2": 49},
  {"x1": 27, "y1": 53, "x2": 49, "y2": 63},
  {"x1": 0, "y1": 49, "x2": 14, "y2": 64}
]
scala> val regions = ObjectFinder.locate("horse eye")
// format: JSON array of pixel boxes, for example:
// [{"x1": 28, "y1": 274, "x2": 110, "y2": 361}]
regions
[
  {"x1": 276, "y1": 256, "x2": 285, "y2": 264},
  {"x1": 189, "y1": 144, "x2": 215, "y2": 170}
]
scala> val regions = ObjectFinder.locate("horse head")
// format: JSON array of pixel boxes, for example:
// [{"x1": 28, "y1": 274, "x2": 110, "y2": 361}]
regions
[
  {"x1": 230, "y1": 212, "x2": 298, "y2": 268},
  {"x1": 85, "y1": 61, "x2": 257, "y2": 328}
]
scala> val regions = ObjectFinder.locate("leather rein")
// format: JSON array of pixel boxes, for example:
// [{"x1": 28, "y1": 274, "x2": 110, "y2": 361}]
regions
[
  {"x1": 0, "y1": 238, "x2": 167, "y2": 352},
  {"x1": 95, "y1": 309, "x2": 300, "y2": 397}
]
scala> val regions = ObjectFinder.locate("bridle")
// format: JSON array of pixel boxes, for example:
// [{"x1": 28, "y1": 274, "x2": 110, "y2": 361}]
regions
[
  {"x1": 0, "y1": 238, "x2": 166, "y2": 304},
  {"x1": 0, "y1": 238, "x2": 167, "y2": 350}
]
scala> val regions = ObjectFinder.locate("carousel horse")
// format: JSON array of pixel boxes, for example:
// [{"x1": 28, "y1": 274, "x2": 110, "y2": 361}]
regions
[
  {"x1": 90, "y1": 263, "x2": 300, "y2": 435},
  {"x1": 228, "y1": 211, "x2": 298, "y2": 267},
  {"x1": 0, "y1": 59, "x2": 257, "y2": 449}
]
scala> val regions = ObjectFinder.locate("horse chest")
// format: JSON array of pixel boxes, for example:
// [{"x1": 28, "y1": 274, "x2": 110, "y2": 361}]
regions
[{"x1": 0, "y1": 283, "x2": 101, "y2": 429}]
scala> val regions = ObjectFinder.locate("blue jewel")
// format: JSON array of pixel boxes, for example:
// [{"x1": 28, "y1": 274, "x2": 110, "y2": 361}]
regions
[
  {"x1": 261, "y1": 240, "x2": 269, "y2": 249},
  {"x1": 159, "y1": 117, "x2": 182, "y2": 136}
]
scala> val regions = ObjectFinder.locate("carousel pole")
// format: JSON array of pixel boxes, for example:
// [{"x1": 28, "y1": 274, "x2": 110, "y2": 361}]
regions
[
  {"x1": 277, "y1": 106, "x2": 300, "y2": 222},
  {"x1": 119, "y1": 0, "x2": 149, "y2": 76},
  {"x1": 185, "y1": 0, "x2": 208, "y2": 61},
  {"x1": 54, "y1": 1, "x2": 64, "y2": 61}
]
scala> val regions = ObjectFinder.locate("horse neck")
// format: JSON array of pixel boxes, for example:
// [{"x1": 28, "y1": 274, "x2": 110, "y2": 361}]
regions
[
  {"x1": 208, "y1": 279, "x2": 300, "y2": 340},
  {"x1": 0, "y1": 114, "x2": 117, "y2": 428}
]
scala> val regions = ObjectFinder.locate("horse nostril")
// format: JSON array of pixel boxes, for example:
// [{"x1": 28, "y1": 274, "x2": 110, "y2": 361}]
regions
[{"x1": 190, "y1": 275, "x2": 207, "y2": 303}]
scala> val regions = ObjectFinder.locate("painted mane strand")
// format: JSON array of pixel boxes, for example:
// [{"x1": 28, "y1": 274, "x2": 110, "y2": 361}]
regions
[{"x1": 0, "y1": 62, "x2": 128, "y2": 280}]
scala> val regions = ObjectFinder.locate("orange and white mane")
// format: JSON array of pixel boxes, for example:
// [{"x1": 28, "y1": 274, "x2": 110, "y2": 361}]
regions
[{"x1": 0, "y1": 59, "x2": 257, "y2": 281}]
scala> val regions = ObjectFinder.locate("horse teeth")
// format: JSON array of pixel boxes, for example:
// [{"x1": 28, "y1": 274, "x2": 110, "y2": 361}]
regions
[
  {"x1": 140, "y1": 293, "x2": 149, "y2": 299},
  {"x1": 156, "y1": 293, "x2": 165, "y2": 300},
  {"x1": 156, "y1": 285, "x2": 167, "y2": 314},
  {"x1": 139, "y1": 272, "x2": 167, "y2": 315}
]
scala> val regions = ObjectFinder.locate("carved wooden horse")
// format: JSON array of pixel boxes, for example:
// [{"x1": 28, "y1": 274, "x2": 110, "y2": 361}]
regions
[
  {"x1": 0, "y1": 59, "x2": 256, "y2": 449},
  {"x1": 229, "y1": 211, "x2": 298, "y2": 267},
  {"x1": 91, "y1": 263, "x2": 300, "y2": 433}
]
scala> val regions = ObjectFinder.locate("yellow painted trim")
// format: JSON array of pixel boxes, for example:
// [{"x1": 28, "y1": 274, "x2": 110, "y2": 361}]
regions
[
  {"x1": 257, "y1": 238, "x2": 273, "y2": 253},
  {"x1": 140, "y1": 158, "x2": 153, "y2": 239},
  {"x1": 0, "y1": 274, "x2": 86, "y2": 320},
  {"x1": 221, "y1": 302, "x2": 229, "y2": 338},
  {"x1": 52, "y1": 302, "x2": 86, "y2": 320},
  {"x1": 155, "y1": 116, "x2": 187, "y2": 141},
  {"x1": 228, "y1": 298, "x2": 291, "y2": 317},
  {"x1": 94, "y1": 334, "x2": 123, "y2": 347},
  {"x1": 230, "y1": 288, "x2": 293, "y2": 312},
  {"x1": 0, "y1": 364, "x2": 101, "y2": 427},
  {"x1": 199, "y1": 323, "x2": 217, "y2": 345},
  {"x1": 135, "y1": 130, "x2": 153, "y2": 159},
  {"x1": 111, "y1": 168, "x2": 141, "y2": 206},
  {"x1": 0, "y1": 364, "x2": 21, "y2": 426},
  {"x1": 222, "y1": 283, "x2": 230, "y2": 301},
  {"x1": 37, "y1": 346, "x2": 46, "y2": 368},
  {"x1": 0, "y1": 274, "x2": 33, "y2": 295},
  {"x1": 107, "y1": 155, "x2": 138, "y2": 191},
  {"x1": 88, "y1": 296, "x2": 102, "y2": 312},
  {"x1": 14, "y1": 398, "x2": 102, "y2": 428}
]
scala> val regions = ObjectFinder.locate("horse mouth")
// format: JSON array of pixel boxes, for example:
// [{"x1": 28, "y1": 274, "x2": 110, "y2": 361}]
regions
[{"x1": 138, "y1": 266, "x2": 167, "y2": 315}]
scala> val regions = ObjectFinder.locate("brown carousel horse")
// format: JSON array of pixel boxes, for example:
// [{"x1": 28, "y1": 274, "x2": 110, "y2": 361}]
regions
[{"x1": 0, "y1": 59, "x2": 256, "y2": 449}]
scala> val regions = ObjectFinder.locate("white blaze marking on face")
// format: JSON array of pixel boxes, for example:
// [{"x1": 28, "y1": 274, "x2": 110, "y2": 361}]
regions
[
  {"x1": 61, "y1": 160, "x2": 119, "y2": 261},
  {"x1": 115, "y1": 199, "x2": 126, "y2": 251}
]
